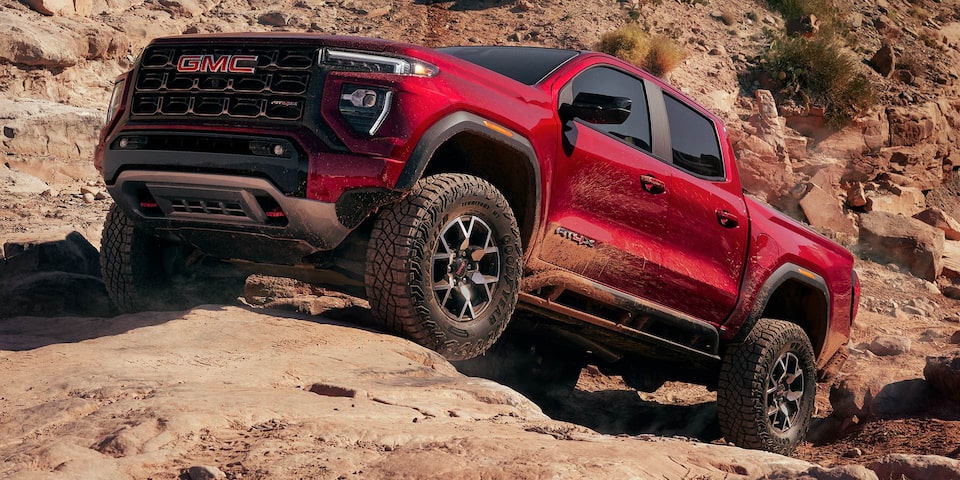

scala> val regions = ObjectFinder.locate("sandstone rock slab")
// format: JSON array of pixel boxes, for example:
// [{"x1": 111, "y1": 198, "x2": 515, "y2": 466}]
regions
[
  {"x1": 0, "y1": 98, "x2": 104, "y2": 161},
  {"x1": 858, "y1": 211, "x2": 944, "y2": 281},
  {"x1": 913, "y1": 208, "x2": 960, "y2": 241},
  {"x1": 0, "y1": 12, "x2": 84, "y2": 67},
  {"x1": 867, "y1": 454, "x2": 960, "y2": 480}
]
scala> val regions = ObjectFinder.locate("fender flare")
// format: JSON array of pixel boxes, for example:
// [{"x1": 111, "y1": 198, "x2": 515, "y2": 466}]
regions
[
  {"x1": 733, "y1": 262, "x2": 831, "y2": 349},
  {"x1": 396, "y1": 111, "x2": 543, "y2": 244}
]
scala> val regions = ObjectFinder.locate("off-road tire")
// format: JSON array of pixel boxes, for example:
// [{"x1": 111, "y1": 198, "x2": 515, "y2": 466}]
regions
[
  {"x1": 365, "y1": 173, "x2": 521, "y2": 361},
  {"x1": 100, "y1": 204, "x2": 243, "y2": 312},
  {"x1": 717, "y1": 319, "x2": 816, "y2": 455}
]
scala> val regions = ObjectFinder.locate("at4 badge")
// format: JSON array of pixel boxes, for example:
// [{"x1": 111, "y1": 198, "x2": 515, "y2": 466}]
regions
[{"x1": 555, "y1": 226, "x2": 596, "y2": 248}]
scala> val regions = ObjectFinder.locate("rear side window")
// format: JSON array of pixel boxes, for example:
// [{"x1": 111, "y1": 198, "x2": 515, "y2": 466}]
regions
[
  {"x1": 663, "y1": 94, "x2": 724, "y2": 179},
  {"x1": 569, "y1": 67, "x2": 652, "y2": 153}
]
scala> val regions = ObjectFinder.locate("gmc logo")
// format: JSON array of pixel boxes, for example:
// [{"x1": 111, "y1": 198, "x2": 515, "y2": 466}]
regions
[{"x1": 176, "y1": 54, "x2": 258, "y2": 74}]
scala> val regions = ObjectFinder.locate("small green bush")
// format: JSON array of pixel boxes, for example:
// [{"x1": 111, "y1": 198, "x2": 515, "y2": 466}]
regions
[
  {"x1": 596, "y1": 26, "x2": 685, "y2": 77},
  {"x1": 764, "y1": 36, "x2": 876, "y2": 127}
]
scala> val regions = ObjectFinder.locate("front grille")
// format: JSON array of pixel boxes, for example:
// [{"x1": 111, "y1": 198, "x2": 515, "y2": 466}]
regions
[{"x1": 131, "y1": 45, "x2": 315, "y2": 121}]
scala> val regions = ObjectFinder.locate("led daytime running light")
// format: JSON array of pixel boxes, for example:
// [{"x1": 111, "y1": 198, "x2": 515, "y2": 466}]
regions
[{"x1": 322, "y1": 49, "x2": 438, "y2": 77}]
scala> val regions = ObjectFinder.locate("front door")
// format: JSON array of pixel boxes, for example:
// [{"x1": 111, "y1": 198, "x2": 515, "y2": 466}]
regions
[{"x1": 541, "y1": 66, "x2": 673, "y2": 299}]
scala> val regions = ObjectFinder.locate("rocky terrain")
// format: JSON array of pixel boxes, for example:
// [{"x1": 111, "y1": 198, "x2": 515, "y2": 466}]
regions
[{"x1": 2, "y1": 0, "x2": 960, "y2": 478}]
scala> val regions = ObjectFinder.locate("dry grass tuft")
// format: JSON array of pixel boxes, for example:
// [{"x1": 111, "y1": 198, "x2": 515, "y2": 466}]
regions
[{"x1": 595, "y1": 25, "x2": 685, "y2": 77}]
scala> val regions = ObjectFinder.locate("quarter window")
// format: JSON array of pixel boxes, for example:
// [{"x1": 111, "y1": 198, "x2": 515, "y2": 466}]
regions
[
  {"x1": 567, "y1": 67, "x2": 652, "y2": 152},
  {"x1": 663, "y1": 94, "x2": 724, "y2": 178}
]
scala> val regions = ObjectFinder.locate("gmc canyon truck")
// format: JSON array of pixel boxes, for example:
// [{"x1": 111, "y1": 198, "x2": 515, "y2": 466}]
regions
[{"x1": 95, "y1": 33, "x2": 859, "y2": 455}]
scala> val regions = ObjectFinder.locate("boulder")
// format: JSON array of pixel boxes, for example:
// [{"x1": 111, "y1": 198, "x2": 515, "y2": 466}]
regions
[
  {"x1": 0, "y1": 98, "x2": 104, "y2": 161},
  {"x1": 734, "y1": 143, "x2": 799, "y2": 210},
  {"x1": 831, "y1": 374, "x2": 929, "y2": 419},
  {"x1": 0, "y1": 163, "x2": 50, "y2": 195},
  {"x1": 924, "y1": 353, "x2": 960, "y2": 401},
  {"x1": 830, "y1": 357, "x2": 930, "y2": 419},
  {"x1": 751, "y1": 90, "x2": 788, "y2": 153},
  {"x1": 25, "y1": 0, "x2": 92, "y2": 16},
  {"x1": 82, "y1": 27, "x2": 131, "y2": 60},
  {"x1": 0, "y1": 231, "x2": 115, "y2": 317},
  {"x1": 880, "y1": 144, "x2": 943, "y2": 190},
  {"x1": 866, "y1": 186, "x2": 926, "y2": 217},
  {"x1": 913, "y1": 208, "x2": 960, "y2": 241},
  {"x1": 158, "y1": 0, "x2": 205, "y2": 18},
  {"x1": 2, "y1": 230, "x2": 101, "y2": 279},
  {"x1": 847, "y1": 182, "x2": 868, "y2": 208},
  {"x1": 946, "y1": 285, "x2": 960, "y2": 300},
  {"x1": 0, "y1": 12, "x2": 85, "y2": 67},
  {"x1": 858, "y1": 211, "x2": 944, "y2": 281},
  {"x1": 868, "y1": 336, "x2": 911, "y2": 356},
  {"x1": 800, "y1": 185, "x2": 857, "y2": 238},
  {"x1": 869, "y1": 44, "x2": 896, "y2": 77},
  {"x1": 867, "y1": 454, "x2": 960, "y2": 480},
  {"x1": 258, "y1": 11, "x2": 289, "y2": 26}
]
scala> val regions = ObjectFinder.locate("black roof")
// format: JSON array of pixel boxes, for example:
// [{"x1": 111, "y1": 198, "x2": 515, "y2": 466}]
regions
[{"x1": 437, "y1": 46, "x2": 579, "y2": 85}]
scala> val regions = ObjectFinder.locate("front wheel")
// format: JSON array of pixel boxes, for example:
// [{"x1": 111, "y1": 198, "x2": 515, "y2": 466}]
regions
[
  {"x1": 100, "y1": 204, "x2": 244, "y2": 312},
  {"x1": 365, "y1": 173, "x2": 521, "y2": 361},
  {"x1": 717, "y1": 319, "x2": 817, "y2": 455}
]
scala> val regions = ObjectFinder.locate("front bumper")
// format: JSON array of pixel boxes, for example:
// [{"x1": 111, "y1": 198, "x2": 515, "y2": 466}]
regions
[{"x1": 109, "y1": 171, "x2": 352, "y2": 265}]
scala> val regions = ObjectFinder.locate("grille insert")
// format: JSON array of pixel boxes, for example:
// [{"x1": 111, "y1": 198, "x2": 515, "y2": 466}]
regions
[
  {"x1": 131, "y1": 45, "x2": 315, "y2": 121},
  {"x1": 170, "y1": 199, "x2": 247, "y2": 217}
]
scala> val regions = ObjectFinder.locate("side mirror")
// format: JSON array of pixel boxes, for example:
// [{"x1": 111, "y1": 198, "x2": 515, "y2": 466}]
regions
[{"x1": 560, "y1": 92, "x2": 632, "y2": 124}]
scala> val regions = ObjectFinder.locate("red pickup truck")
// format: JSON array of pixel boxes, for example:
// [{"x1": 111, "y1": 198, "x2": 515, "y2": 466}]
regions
[{"x1": 94, "y1": 34, "x2": 859, "y2": 454}]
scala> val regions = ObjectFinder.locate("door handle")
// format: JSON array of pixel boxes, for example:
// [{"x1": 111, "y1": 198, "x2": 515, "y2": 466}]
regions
[
  {"x1": 640, "y1": 174, "x2": 666, "y2": 195},
  {"x1": 716, "y1": 209, "x2": 739, "y2": 228}
]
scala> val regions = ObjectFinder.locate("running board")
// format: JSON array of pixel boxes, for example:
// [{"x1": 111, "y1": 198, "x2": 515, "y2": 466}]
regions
[{"x1": 517, "y1": 271, "x2": 721, "y2": 366}]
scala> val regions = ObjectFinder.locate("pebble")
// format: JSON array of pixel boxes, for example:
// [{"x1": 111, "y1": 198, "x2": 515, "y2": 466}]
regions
[
  {"x1": 901, "y1": 305, "x2": 928, "y2": 317},
  {"x1": 82, "y1": 192, "x2": 95, "y2": 204},
  {"x1": 951, "y1": 331, "x2": 960, "y2": 344},
  {"x1": 843, "y1": 447, "x2": 863, "y2": 458}
]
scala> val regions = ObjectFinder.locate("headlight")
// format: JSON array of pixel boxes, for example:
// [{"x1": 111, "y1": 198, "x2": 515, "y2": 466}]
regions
[
  {"x1": 106, "y1": 78, "x2": 126, "y2": 125},
  {"x1": 321, "y1": 49, "x2": 438, "y2": 77}
]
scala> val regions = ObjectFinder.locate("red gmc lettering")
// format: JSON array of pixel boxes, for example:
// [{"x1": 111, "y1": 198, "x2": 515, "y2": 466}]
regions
[{"x1": 176, "y1": 55, "x2": 258, "y2": 73}]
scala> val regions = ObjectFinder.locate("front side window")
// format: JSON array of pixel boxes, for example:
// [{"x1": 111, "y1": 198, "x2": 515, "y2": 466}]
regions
[
  {"x1": 567, "y1": 67, "x2": 652, "y2": 152},
  {"x1": 663, "y1": 94, "x2": 724, "y2": 179}
]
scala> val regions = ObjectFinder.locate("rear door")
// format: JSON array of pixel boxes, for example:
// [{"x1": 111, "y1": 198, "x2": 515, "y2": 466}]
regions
[
  {"x1": 540, "y1": 66, "x2": 673, "y2": 297},
  {"x1": 654, "y1": 91, "x2": 749, "y2": 325}
]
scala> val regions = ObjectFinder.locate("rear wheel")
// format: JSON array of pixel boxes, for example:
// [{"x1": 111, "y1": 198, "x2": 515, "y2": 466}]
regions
[
  {"x1": 717, "y1": 319, "x2": 817, "y2": 455},
  {"x1": 100, "y1": 204, "x2": 244, "y2": 312},
  {"x1": 365, "y1": 173, "x2": 521, "y2": 360}
]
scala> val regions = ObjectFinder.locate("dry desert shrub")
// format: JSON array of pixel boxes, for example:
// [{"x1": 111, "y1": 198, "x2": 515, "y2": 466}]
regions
[{"x1": 595, "y1": 25, "x2": 685, "y2": 77}]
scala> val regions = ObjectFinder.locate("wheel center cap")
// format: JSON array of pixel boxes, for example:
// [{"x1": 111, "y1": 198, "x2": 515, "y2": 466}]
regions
[{"x1": 452, "y1": 258, "x2": 469, "y2": 277}]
